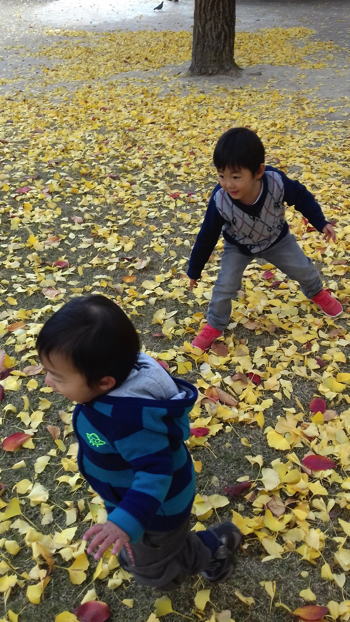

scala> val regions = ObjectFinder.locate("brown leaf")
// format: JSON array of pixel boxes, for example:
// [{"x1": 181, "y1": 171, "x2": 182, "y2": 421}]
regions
[
  {"x1": 44, "y1": 236, "x2": 60, "y2": 245},
  {"x1": 7, "y1": 321, "x2": 26, "y2": 332},
  {"x1": 71, "y1": 215, "x2": 84, "y2": 224},
  {"x1": 323, "y1": 409, "x2": 337, "y2": 422},
  {"x1": 43, "y1": 287, "x2": 62, "y2": 299},
  {"x1": 211, "y1": 342, "x2": 229, "y2": 356},
  {"x1": 46, "y1": 425, "x2": 61, "y2": 440},
  {"x1": 0, "y1": 483, "x2": 7, "y2": 497},
  {"x1": 266, "y1": 495, "x2": 286, "y2": 518},
  {"x1": 122, "y1": 275, "x2": 136, "y2": 283},
  {"x1": 215, "y1": 387, "x2": 238, "y2": 407},
  {"x1": 292, "y1": 605, "x2": 328, "y2": 620},
  {"x1": 134, "y1": 258, "x2": 149, "y2": 270},
  {"x1": 329, "y1": 328, "x2": 346, "y2": 338},
  {"x1": 35, "y1": 542, "x2": 54, "y2": 573},
  {"x1": 231, "y1": 372, "x2": 248, "y2": 385},
  {"x1": 23, "y1": 364, "x2": 43, "y2": 376},
  {"x1": 244, "y1": 320, "x2": 260, "y2": 330},
  {"x1": 205, "y1": 387, "x2": 220, "y2": 402}
]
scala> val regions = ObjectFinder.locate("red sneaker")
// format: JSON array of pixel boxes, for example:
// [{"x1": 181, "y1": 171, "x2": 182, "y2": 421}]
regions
[
  {"x1": 311, "y1": 289, "x2": 343, "y2": 318},
  {"x1": 192, "y1": 324, "x2": 223, "y2": 350}
]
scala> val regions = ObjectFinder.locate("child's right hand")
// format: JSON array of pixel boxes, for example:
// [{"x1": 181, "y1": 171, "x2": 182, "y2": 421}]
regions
[
  {"x1": 189, "y1": 278, "x2": 198, "y2": 291},
  {"x1": 83, "y1": 520, "x2": 130, "y2": 560}
]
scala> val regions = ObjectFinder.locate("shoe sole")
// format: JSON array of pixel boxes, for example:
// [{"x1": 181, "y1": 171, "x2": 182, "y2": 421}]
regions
[
  {"x1": 310, "y1": 300, "x2": 343, "y2": 318},
  {"x1": 313, "y1": 305, "x2": 343, "y2": 318}
]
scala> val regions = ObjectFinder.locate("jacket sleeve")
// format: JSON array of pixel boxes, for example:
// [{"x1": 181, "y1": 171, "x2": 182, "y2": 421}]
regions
[
  {"x1": 187, "y1": 188, "x2": 226, "y2": 280},
  {"x1": 277, "y1": 169, "x2": 328, "y2": 232},
  {"x1": 106, "y1": 427, "x2": 174, "y2": 543}
]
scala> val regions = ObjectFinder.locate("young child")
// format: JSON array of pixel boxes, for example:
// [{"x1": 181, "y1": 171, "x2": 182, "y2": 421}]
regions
[
  {"x1": 36, "y1": 295, "x2": 241, "y2": 590},
  {"x1": 188, "y1": 127, "x2": 342, "y2": 350}
]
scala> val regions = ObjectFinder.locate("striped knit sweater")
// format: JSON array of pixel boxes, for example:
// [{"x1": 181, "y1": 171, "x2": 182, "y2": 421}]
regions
[{"x1": 72, "y1": 359, "x2": 197, "y2": 543}]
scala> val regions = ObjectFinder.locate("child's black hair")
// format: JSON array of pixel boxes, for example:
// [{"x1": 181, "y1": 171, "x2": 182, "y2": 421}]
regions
[
  {"x1": 213, "y1": 127, "x2": 265, "y2": 175},
  {"x1": 36, "y1": 295, "x2": 140, "y2": 388}
]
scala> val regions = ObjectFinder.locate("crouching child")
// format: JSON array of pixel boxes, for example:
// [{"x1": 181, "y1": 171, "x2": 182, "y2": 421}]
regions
[{"x1": 36, "y1": 295, "x2": 241, "y2": 590}]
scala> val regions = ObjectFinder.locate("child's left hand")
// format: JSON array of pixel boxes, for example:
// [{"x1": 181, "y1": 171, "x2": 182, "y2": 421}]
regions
[
  {"x1": 83, "y1": 520, "x2": 130, "y2": 560},
  {"x1": 323, "y1": 223, "x2": 336, "y2": 243}
]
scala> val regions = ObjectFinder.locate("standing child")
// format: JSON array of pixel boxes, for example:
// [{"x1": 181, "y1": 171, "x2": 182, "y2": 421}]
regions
[
  {"x1": 36, "y1": 295, "x2": 241, "y2": 590},
  {"x1": 188, "y1": 127, "x2": 342, "y2": 350}
]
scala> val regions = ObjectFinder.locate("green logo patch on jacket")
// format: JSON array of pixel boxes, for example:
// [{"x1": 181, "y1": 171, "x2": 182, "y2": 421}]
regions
[{"x1": 86, "y1": 432, "x2": 107, "y2": 447}]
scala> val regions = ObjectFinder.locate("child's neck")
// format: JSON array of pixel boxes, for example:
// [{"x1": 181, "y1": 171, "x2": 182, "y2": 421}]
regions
[{"x1": 241, "y1": 179, "x2": 263, "y2": 206}]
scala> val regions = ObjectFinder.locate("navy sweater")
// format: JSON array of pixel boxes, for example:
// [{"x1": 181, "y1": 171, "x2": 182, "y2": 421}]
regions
[
  {"x1": 72, "y1": 375, "x2": 197, "y2": 543},
  {"x1": 188, "y1": 166, "x2": 328, "y2": 280}
]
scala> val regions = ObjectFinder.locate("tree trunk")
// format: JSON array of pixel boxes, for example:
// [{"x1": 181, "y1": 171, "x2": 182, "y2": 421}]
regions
[{"x1": 189, "y1": 0, "x2": 238, "y2": 75}]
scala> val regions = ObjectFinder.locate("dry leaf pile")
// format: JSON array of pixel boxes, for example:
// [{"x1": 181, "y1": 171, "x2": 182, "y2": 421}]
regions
[
  {"x1": 0, "y1": 23, "x2": 349, "y2": 622},
  {"x1": 20, "y1": 26, "x2": 337, "y2": 86}
]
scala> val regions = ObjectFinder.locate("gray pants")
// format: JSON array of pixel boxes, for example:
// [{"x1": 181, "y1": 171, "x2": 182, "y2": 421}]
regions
[
  {"x1": 207, "y1": 232, "x2": 323, "y2": 332},
  {"x1": 118, "y1": 517, "x2": 212, "y2": 590}
]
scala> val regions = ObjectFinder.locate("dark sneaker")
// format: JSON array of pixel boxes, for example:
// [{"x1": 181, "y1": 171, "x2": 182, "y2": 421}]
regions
[
  {"x1": 311, "y1": 289, "x2": 343, "y2": 318},
  {"x1": 191, "y1": 324, "x2": 223, "y2": 350},
  {"x1": 201, "y1": 521, "x2": 242, "y2": 584}
]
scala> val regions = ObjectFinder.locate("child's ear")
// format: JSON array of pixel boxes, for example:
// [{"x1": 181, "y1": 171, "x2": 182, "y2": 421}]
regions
[
  {"x1": 97, "y1": 376, "x2": 116, "y2": 392},
  {"x1": 256, "y1": 163, "x2": 266, "y2": 179}
]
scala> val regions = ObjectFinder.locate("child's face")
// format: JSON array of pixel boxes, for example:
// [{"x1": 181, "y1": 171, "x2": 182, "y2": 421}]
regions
[
  {"x1": 217, "y1": 164, "x2": 265, "y2": 204},
  {"x1": 41, "y1": 352, "x2": 114, "y2": 404}
]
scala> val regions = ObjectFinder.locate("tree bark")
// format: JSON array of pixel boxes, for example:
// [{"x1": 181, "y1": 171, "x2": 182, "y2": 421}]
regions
[{"x1": 189, "y1": 0, "x2": 239, "y2": 75}]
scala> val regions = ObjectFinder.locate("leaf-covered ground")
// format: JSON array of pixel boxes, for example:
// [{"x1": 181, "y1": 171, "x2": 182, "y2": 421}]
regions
[{"x1": 0, "y1": 11, "x2": 350, "y2": 622}]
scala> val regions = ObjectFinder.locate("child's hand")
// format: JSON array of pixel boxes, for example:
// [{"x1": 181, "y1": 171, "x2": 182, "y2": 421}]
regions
[
  {"x1": 323, "y1": 224, "x2": 336, "y2": 243},
  {"x1": 189, "y1": 278, "x2": 198, "y2": 291},
  {"x1": 83, "y1": 520, "x2": 130, "y2": 560}
]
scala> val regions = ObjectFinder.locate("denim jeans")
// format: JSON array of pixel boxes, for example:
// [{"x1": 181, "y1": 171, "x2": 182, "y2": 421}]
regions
[{"x1": 207, "y1": 232, "x2": 323, "y2": 332}]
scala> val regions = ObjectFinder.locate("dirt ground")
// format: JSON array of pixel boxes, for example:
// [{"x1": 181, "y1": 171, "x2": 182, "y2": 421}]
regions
[{"x1": 0, "y1": 0, "x2": 349, "y2": 102}]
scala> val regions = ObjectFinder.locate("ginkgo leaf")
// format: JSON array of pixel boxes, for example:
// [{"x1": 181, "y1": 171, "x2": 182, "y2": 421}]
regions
[
  {"x1": 338, "y1": 518, "x2": 350, "y2": 537},
  {"x1": 260, "y1": 468, "x2": 280, "y2": 491},
  {"x1": 207, "y1": 494, "x2": 229, "y2": 509},
  {"x1": 27, "y1": 577, "x2": 50, "y2": 604},
  {"x1": 234, "y1": 590, "x2": 255, "y2": 606},
  {"x1": 55, "y1": 614, "x2": 79, "y2": 622},
  {"x1": 4, "y1": 498, "x2": 22, "y2": 520},
  {"x1": 154, "y1": 596, "x2": 173, "y2": 617},
  {"x1": 0, "y1": 574, "x2": 17, "y2": 593},
  {"x1": 194, "y1": 589, "x2": 211, "y2": 611},
  {"x1": 299, "y1": 588, "x2": 316, "y2": 601},
  {"x1": 68, "y1": 553, "x2": 89, "y2": 585},
  {"x1": 266, "y1": 430, "x2": 291, "y2": 451}
]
